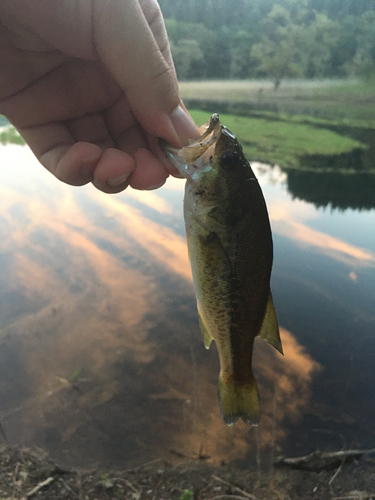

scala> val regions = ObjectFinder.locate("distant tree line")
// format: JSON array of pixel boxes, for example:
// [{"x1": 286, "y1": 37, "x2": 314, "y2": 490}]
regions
[{"x1": 158, "y1": 0, "x2": 375, "y2": 86}]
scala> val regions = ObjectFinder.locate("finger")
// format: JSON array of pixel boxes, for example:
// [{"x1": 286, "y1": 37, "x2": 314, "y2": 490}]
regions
[
  {"x1": 104, "y1": 96, "x2": 183, "y2": 183},
  {"x1": 18, "y1": 120, "x2": 136, "y2": 191},
  {"x1": 104, "y1": 97, "x2": 170, "y2": 191},
  {"x1": 1, "y1": 59, "x2": 120, "y2": 129},
  {"x1": 146, "y1": 132, "x2": 182, "y2": 178},
  {"x1": 93, "y1": 0, "x2": 198, "y2": 147},
  {"x1": 0, "y1": 0, "x2": 93, "y2": 58},
  {"x1": 18, "y1": 122, "x2": 100, "y2": 185},
  {"x1": 92, "y1": 148, "x2": 136, "y2": 193},
  {"x1": 139, "y1": 0, "x2": 176, "y2": 74},
  {"x1": 104, "y1": 94, "x2": 148, "y2": 153},
  {"x1": 67, "y1": 113, "x2": 115, "y2": 150},
  {"x1": 129, "y1": 148, "x2": 168, "y2": 191},
  {"x1": 16, "y1": 124, "x2": 124, "y2": 192}
]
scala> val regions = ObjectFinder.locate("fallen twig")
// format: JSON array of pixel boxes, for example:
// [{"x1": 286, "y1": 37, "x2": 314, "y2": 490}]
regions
[
  {"x1": 112, "y1": 477, "x2": 142, "y2": 499},
  {"x1": 212, "y1": 475, "x2": 257, "y2": 500},
  {"x1": 61, "y1": 478, "x2": 78, "y2": 498},
  {"x1": 125, "y1": 457, "x2": 165, "y2": 473},
  {"x1": 26, "y1": 476, "x2": 55, "y2": 497},
  {"x1": 169, "y1": 447, "x2": 200, "y2": 460},
  {"x1": 114, "y1": 477, "x2": 141, "y2": 493},
  {"x1": 275, "y1": 448, "x2": 375, "y2": 471},
  {"x1": 329, "y1": 463, "x2": 343, "y2": 495},
  {"x1": 169, "y1": 447, "x2": 209, "y2": 460}
]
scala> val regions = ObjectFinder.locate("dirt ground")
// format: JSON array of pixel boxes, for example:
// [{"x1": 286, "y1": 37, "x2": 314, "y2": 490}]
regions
[{"x1": 0, "y1": 446, "x2": 375, "y2": 500}]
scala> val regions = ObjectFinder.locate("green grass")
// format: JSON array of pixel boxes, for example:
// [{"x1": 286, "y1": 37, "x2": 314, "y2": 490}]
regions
[
  {"x1": 181, "y1": 79, "x2": 375, "y2": 125},
  {"x1": 189, "y1": 109, "x2": 367, "y2": 169},
  {"x1": 232, "y1": 109, "x2": 375, "y2": 130},
  {"x1": 323, "y1": 79, "x2": 375, "y2": 97}
]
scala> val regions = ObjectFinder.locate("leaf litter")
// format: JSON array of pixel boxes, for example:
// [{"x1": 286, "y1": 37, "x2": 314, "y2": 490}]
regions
[{"x1": 0, "y1": 445, "x2": 374, "y2": 499}]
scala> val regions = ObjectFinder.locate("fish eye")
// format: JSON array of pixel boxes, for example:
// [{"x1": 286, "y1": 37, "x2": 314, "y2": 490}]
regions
[{"x1": 220, "y1": 151, "x2": 238, "y2": 168}]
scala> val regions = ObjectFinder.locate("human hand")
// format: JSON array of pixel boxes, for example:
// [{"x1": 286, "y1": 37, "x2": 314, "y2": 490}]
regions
[{"x1": 0, "y1": 0, "x2": 199, "y2": 193}]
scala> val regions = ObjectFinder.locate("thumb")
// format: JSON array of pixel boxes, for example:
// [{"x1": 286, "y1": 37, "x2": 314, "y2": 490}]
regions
[{"x1": 93, "y1": 0, "x2": 198, "y2": 146}]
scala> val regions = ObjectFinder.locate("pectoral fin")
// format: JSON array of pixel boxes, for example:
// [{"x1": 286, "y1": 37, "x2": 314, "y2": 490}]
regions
[
  {"x1": 258, "y1": 293, "x2": 283, "y2": 354},
  {"x1": 198, "y1": 305, "x2": 213, "y2": 349}
]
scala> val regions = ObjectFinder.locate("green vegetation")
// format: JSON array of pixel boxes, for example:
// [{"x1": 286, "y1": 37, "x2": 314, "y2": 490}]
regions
[
  {"x1": 180, "y1": 79, "x2": 375, "y2": 124},
  {"x1": 180, "y1": 489, "x2": 194, "y2": 500},
  {"x1": 189, "y1": 109, "x2": 367, "y2": 169},
  {"x1": 0, "y1": 125, "x2": 25, "y2": 146},
  {"x1": 186, "y1": 79, "x2": 375, "y2": 208},
  {"x1": 67, "y1": 367, "x2": 89, "y2": 384},
  {"x1": 250, "y1": 4, "x2": 340, "y2": 90},
  {"x1": 160, "y1": 0, "x2": 375, "y2": 86}
]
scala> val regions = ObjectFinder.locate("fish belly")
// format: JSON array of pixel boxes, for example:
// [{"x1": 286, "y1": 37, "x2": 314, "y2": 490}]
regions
[{"x1": 184, "y1": 194, "x2": 272, "y2": 425}]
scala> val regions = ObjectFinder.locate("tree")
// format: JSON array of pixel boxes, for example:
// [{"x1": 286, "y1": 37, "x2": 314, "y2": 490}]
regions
[
  {"x1": 161, "y1": 0, "x2": 375, "y2": 81},
  {"x1": 229, "y1": 30, "x2": 254, "y2": 78},
  {"x1": 250, "y1": 4, "x2": 308, "y2": 89},
  {"x1": 164, "y1": 18, "x2": 232, "y2": 79},
  {"x1": 300, "y1": 12, "x2": 340, "y2": 78},
  {"x1": 328, "y1": 15, "x2": 359, "y2": 76},
  {"x1": 350, "y1": 11, "x2": 375, "y2": 80},
  {"x1": 307, "y1": 0, "x2": 375, "y2": 20},
  {"x1": 170, "y1": 39, "x2": 205, "y2": 80}
]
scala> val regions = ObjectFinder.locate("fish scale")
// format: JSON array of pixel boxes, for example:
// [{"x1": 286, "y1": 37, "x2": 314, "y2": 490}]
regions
[{"x1": 161, "y1": 114, "x2": 283, "y2": 426}]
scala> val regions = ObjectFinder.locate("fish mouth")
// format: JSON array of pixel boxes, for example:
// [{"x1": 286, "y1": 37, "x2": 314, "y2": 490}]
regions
[{"x1": 160, "y1": 114, "x2": 222, "y2": 178}]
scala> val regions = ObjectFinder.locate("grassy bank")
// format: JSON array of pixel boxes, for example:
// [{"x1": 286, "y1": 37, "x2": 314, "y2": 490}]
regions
[
  {"x1": 189, "y1": 109, "x2": 368, "y2": 171},
  {"x1": 180, "y1": 78, "x2": 375, "y2": 125},
  {"x1": 180, "y1": 79, "x2": 375, "y2": 171}
]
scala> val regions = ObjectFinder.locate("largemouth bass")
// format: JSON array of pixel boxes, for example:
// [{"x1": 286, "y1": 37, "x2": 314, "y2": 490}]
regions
[{"x1": 161, "y1": 114, "x2": 282, "y2": 426}]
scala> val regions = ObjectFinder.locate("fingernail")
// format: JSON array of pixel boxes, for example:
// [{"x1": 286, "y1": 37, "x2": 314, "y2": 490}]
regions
[
  {"x1": 107, "y1": 172, "x2": 131, "y2": 187},
  {"x1": 170, "y1": 105, "x2": 199, "y2": 146}
]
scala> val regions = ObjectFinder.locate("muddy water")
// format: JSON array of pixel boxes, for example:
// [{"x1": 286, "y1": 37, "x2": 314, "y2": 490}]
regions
[{"x1": 0, "y1": 144, "x2": 374, "y2": 471}]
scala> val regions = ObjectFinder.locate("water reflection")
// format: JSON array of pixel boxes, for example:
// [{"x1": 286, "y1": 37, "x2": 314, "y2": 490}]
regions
[
  {"x1": 0, "y1": 144, "x2": 374, "y2": 470},
  {"x1": 255, "y1": 163, "x2": 375, "y2": 268},
  {"x1": 278, "y1": 125, "x2": 375, "y2": 211},
  {"x1": 286, "y1": 170, "x2": 375, "y2": 211}
]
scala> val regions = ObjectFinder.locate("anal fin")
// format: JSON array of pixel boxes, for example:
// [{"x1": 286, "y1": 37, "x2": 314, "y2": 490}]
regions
[
  {"x1": 258, "y1": 293, "x2": 283, "y2": 354},
  {"x1": 198, "y1": 306, "x2": 213, "y2": 349}
]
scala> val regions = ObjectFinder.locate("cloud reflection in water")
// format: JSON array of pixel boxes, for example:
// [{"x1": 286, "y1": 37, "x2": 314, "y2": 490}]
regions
[
  {"x1": 251, "y1": 163, "x2": 375, "y2": 268},
  {"x1": 0, "y1": 145, "x2": 354, "y2": 469}
]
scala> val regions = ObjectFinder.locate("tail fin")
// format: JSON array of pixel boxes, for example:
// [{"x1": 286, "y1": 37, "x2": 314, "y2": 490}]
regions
[{"x1": 218, "y1": 374, "x2": 260, "y2": 426}]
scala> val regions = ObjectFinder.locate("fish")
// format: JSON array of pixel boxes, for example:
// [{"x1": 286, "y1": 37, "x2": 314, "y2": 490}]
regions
[{"x1": 160, "y1": 114, "x2": 282, "y2": 426}]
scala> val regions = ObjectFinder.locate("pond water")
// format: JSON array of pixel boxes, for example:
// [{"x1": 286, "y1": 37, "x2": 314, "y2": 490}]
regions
[{"x1": 0, "y1": 143, "x2": 374, "y2": 472}]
